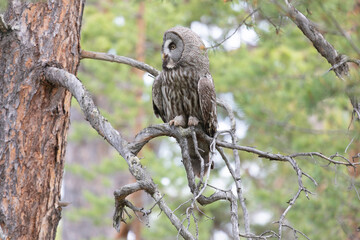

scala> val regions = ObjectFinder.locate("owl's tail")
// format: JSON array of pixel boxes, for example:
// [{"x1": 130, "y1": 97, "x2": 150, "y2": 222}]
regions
[{"x1": 186, "y1": 134, "x2": 213, "y2": 177}]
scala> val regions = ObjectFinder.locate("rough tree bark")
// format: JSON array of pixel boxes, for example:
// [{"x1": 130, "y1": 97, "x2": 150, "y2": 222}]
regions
[{"x1": 0, "y1": 1, "x2": 85, "y2": 239}]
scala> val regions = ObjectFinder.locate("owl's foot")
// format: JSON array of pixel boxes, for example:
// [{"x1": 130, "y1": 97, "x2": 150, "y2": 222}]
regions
[
  {"x1": 169, "y1": 115, "x2": 186, "y2": 127},
  {"x1": 188, "y1": 116, "x2": 199, "y2": 126}
]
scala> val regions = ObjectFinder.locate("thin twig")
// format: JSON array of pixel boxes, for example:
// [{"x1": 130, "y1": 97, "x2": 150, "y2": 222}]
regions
[
  {"x1": 239, "y1": 230, "x2": 280, "y2": 240},
  {"x1": 238, "y1": 233, "x2": 268, "y2": 240},
  {"x1": 273, "y1": 222, "x2": 311, "y2": 240},
  {"x1": 275, "y1": 154, "x2": 315, "y2": 239},
  {"x1": 345, "y1": 136, "x2": 356, "y2": 153},
  {"x1": 330, "y1": 152, "x2": 356, "y2": 168},
  {"x1": 172, "y1": 199, "x2": 192, "y2": 214},
  {"x1": 350, "y1": 179, "x2": 360, "y2": 201},
  {"x1": 80, "y1": 50, "x2": 160, "y2": 77},
  {"x1": 302, "y1": 172, "x2": 318, "y2": 186},
  {"x1": 206, "y1": 8, "x2": 259, "y2": 50},
  {"x1": 217, "y1": 99, "x2": 252, "y2": 238},
  {"x1": 216, "y1": 147, "x2": 241, "y2": 239}
]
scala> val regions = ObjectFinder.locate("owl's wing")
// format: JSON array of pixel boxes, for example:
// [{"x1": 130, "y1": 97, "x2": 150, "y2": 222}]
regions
[
  {"x1": 152, "y1": 74, "x2": 166, "y2": 123},
  {"x1": 198, "y1": 74, "x2": 217, "y2": 136}
]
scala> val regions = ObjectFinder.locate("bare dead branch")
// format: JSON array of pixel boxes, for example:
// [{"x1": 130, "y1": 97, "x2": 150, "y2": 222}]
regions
[
  {"x1": 44, "y1": 67, "x2": 195, "y2": 240},
  {"x1": 181, "y1": 130, "x2": 218, "y2": 238},
  {"x1": 190, "y1": 131, "x2": 213, "y2": 201},
  {"x1": 45, "y1": 67, "x2": 133, "y2": 159},
  {"x1": 350, "y1": 180, "x2": 360, "y2": 201},
  {"x1": 330, "y1": 152, "x2": 356, "y2": 168},
  {"x1": 172, "y1": 199, "x2": 192, "y2": 214},
  {"x1": 114, "y1": 181, "x2": 146, "y2": 201},
  {"x1": 128, "y1": 119, "x2": 359, "y2": 239},
  {"x1": 275, "y1": 0, "x2": 348, "y2": 77},
  {"x1": 207, "y1": 8, "x2": 259, "y2": 50},
  {"x1": 130, "y1": 123, "x2": 360, "y2": 169},
  {"x1": 278, "y1": 223, "x2": 311, "y2": 240},
  {"x1": 289, "y1": 152, "x2": 357, "y2": 168},
  {"x1": 274, "y1": 154, "x2": 315, "y2": 239},
  {"x1": 113, "y1": 198, "x2": 151, "y2": 230},
  {"x1": 302, "y1": 172, "x2": 318, "y2": 186},
  {"x1": 44, "y1": 63, "x2": 359, "y2": 239},
  {"x1": 318, "y1": 2, "x2": 360, "y2": 55},
  {"x1": 272, "y1": 0, "x2": 360, "y2": 124},
  {"x1": 217, "y1": 99, "x2": 252, "y2": 238},
  {"x1": 324, "y1": 55, "x2": 349, "y2": 76},
  {"x1": 239, "y1": 233, "x2": 274, "y2": 240},
  {"x1": 271, "y1": 222, "x2": 311, "y2": 240},
  {"x1": 178, "y1": 133, "x2": 240, "y2": 239},
  {"x1": 216, "y1": 140, "x2": 360, "y2": 167},
  {"x1": 348, "y1": 58, "x2": 360, "y2": 66},
  {"x1": 80, "y1": 50, "x2": 160, "y2": 77},
  {"x1": 117, "y1": 193, "x2": 164, "y2": 228},
  {"x1": 278, "y1": 188, "x2": 302, "y2": 239}
]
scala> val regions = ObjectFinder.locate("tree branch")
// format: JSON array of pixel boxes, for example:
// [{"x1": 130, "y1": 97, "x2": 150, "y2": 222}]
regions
[
  {"x1": 275, "y1": 0, "x2": 348, "y2": 77},
  {"x1": 217, "y1": 99, "x2": 251, "y2": 239},
  {"x1": 45, "y1": 49, "x2": 360, "y2": 239},
  {"x1": 318, "y1": 2, "x2": 360, "y2": 55},
  {"x1": 272, "y1": 0, "x2": 360, "y2": 122},
  {"x1": 273, "y1": 222, "x2": 311, "y2": 240},
  {"x1": 129, "y1": 116, "x2": 359, "y2": 239},
  {"x1": 80, "y1": 50, "x2": 160, "y2": 77},
  {"x1": 207, "y1": 8, "x2": 259, "y2": 50},
  {"x1": 44, "y1": 66, "x2": 195, "y2": 240},
  {"x1": 113, "y1": 181, "x2": 154, "y2": 230},
  {"x1": 132, "y1": 123, "x2": 359, "y2": 167}
]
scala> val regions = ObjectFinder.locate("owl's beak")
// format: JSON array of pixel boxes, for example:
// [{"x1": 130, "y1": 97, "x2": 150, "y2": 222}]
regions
[{"x1": 162, "y1": 53, "x2": 168, "y2": 60}]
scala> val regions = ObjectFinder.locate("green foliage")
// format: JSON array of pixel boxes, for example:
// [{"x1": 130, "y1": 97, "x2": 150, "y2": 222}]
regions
[
  {"x1": 65, "y1": 190, "x2": 113, "y2": 226},
  {"x1": 0, "y1": 2, "x2": 7, "y2": 12},
  {"x1": 63, "y1": 0, "x2": 360, "y2": 239}
]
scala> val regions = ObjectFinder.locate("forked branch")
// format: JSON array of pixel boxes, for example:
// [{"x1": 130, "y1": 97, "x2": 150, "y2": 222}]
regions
[
  {"x1": 47, "y1": 41, "x2": 360, "y2": 239},
  {"x1": 44, "y1": 66, "x2": 195, "y2": 240}
]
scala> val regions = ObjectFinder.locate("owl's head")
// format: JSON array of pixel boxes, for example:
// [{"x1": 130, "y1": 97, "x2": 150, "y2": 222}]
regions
[
  {"x1": 162, "y1": 31, "x2": 184, "y2": 70},
  {"x1": 161, "y1": 26, "x2": 209, "y2": 71}
]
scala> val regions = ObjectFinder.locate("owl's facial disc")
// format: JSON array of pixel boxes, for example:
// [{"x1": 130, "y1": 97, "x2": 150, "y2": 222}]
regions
[
  {"x1": 162, "y1": 32, "x2": 184, "y2": 69},
  {"x1": 163, "y1": 39, "x2": 176, "y2": 69}
]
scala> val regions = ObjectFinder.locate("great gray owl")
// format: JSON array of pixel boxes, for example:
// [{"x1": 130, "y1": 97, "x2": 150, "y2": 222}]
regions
[{"x1": 152, "y1": 26, "x2": 218, "y2": 176}]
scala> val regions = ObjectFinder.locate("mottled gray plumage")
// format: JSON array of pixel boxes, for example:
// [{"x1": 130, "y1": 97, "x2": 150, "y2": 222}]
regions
[{"x1": 152, "y1": 26, "x2": 218, "y2": 176}]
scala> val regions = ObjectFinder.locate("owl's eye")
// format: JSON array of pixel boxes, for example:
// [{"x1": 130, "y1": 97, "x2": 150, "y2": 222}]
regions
[{"x1": 169, "y1": 43, "x2": 176, "y2": 50}]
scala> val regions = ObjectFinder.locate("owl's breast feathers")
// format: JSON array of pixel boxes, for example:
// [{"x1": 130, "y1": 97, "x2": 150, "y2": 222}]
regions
[{"x1": 152, "y1": 67, "x2": 217, "y2": 137}]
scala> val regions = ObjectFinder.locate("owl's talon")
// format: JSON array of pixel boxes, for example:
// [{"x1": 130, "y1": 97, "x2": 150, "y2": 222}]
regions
[
  {"x1": 169, "y1": 115, "x2": 186, "y2": 127},
  {"x1": 188, "y1": 116, "x2": 199, "y2": 126}
]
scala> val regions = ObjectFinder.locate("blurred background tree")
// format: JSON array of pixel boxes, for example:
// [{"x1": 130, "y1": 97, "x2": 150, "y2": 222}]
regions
[{"x1": 57, "y1": 0, "x2": 360, "y2": 239}]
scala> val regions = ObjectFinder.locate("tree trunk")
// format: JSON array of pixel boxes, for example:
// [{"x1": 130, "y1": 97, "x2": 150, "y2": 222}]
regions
[{"x1": 0, "y1": 1, "x2": 84, "y2": 239}]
